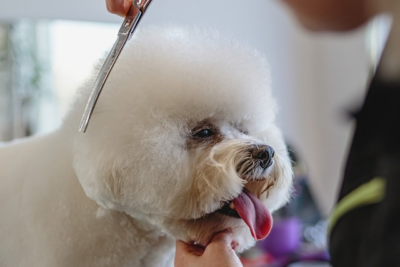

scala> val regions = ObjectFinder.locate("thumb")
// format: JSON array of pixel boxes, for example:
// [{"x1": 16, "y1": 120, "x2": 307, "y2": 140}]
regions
[
  {"x1": 203, "y1": 231, "x2": 243, "y2": 267},
  {"x1": 175, "y1": 240, "x2": 196, "y2": 267},
  {"x1": 210, "y1": 231, "x2": 234, "y2": 245},
  {"x1": 204, "y1": 231, "x2": 236, "y2": 253}
]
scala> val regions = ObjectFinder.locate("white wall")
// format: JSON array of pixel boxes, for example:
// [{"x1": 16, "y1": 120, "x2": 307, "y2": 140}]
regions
[{"x1": 0, "y1": 0, "x2": 371, "y2": 216}]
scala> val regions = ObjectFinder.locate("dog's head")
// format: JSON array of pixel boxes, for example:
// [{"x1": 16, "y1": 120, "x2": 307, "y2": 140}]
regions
[{"x1": 69, "y1": 26, "x2": 293, "y2": 252}]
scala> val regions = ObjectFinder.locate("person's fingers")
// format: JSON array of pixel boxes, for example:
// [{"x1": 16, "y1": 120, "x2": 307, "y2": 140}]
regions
[
  {"x1": 204, "y1": 232, "x2": 243, "y2": 267},
  {"x1": 175, "y1": 240, "x2": 205, "y2": 267},
  {"x1": 175, "y1": 234, "x2": 243, "y2": 267},
  {"x1": 105, "y1": 0, "x2": 133, "y2": 16},
  {"x1": 175, "y1": 240, "x2": 192, "y2": 267},
  {"x1": 188, "y1": 245, "x2": 205, "y2": 256},
  {"x1": 205, "y1": 231, "x2": 234, "y2": 253},
  {"x1": 211, "y1": 231, "x2": 233, "y2": 244},
  {"x1": 176, "y1": 240, "x2": 204, "y2": 256}
]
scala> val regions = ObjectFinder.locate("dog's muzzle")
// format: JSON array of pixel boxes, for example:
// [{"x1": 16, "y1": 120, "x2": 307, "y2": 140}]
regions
[
  {"x1": 220, "y1": 144, "x2": 276, "y2": 220},
  {"x1": 212, "y1": 144, "x2": 277, "y2": 240}
]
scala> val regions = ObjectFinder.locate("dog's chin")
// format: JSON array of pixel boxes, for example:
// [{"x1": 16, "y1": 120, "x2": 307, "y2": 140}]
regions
[
  {"x1": 163, "y1": 180, "x2": 273, "y2": 252},
  {"x1": 166, "y1": 211, "x2": 255, "y2": 252}
]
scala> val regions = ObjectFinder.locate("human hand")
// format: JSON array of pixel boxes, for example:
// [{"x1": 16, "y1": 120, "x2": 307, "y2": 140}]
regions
[
  {"x1": 174, "y1": 231, "x2": 243, "y2": 267},
  {"x1": 105, "y1": 0, "x2": 133, "y2": 16}
]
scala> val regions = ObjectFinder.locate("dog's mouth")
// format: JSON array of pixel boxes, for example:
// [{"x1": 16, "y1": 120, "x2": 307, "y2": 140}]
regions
[{"x1": 217, "y1": 188, "x2": 272, "y2": 240}]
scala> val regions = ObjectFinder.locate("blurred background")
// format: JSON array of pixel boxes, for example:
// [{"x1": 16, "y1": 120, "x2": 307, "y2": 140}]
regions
[{"x1": 0, "y1": 0, "x2": 391, "y2": 266}]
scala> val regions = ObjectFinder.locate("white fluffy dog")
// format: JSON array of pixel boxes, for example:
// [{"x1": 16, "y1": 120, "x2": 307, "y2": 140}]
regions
[{"x1": 0, "y1": 26, "x2": 293, "y2": 266}]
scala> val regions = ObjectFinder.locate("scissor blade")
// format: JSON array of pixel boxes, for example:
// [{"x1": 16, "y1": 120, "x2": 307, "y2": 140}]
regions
[
  {"x1": 78, "y1": 1, "x2": 149, "y2": 133},
  {"x1": 78, "y1": 35, "x2": 129, "y2": 132}
]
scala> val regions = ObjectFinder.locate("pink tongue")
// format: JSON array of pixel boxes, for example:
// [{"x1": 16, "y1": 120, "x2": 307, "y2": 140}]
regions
[{"x1": 231, "y1": 188, "x2": 272, "y2": 240}]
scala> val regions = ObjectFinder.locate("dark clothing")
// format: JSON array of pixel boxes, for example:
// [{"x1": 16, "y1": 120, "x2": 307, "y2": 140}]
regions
[{"x1": 329, "y1": 76, "x2": 400, "y2": 266}]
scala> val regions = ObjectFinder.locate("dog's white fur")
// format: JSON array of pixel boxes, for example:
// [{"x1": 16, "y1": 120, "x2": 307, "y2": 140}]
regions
[{"x1": 0, "y1": 26, "x2": 293, "y2": 267}]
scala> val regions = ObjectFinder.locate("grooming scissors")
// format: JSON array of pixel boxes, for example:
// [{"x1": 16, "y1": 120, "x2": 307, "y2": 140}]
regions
[{"x1": 79, "y1": 0, "x2": 153, "y2": 132}]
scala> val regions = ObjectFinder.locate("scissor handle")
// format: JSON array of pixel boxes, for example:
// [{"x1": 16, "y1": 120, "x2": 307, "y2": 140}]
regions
[
  {"x1": 137, "y1": 0, "x2": 152, "y2": 12},
  {"x1": 120, "y1": 0, "x2": 152, "y2": 35}
]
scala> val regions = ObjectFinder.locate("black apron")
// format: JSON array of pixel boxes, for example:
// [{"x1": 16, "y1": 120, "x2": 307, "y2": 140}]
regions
[{"x1": 329, "y1": 75, "x2": 400, "y2": 266}]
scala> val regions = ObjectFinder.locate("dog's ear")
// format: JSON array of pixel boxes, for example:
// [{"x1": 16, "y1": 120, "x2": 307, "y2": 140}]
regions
[
  {"x1": 70, "y1": 117, "x2": 190, "y2": 215},
  {"x1": 72, "y1": 134, "x2": 127, "y2": 210}
]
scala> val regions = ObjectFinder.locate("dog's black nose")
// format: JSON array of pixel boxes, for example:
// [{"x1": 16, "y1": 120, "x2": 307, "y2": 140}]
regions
[{"x1": 251, "y1": 145, "x2": 275, "y2": 169}]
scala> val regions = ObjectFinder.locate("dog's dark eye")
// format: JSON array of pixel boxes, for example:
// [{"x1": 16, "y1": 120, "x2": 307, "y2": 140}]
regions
[{"x1": 193, "y1": 129, "x2": 214, "y2": 138}]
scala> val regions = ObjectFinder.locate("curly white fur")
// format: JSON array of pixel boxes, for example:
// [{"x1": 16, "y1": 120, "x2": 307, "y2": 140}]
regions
[{"x1": 0, "y1": 26, "x2": 293, "y2": 267}]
